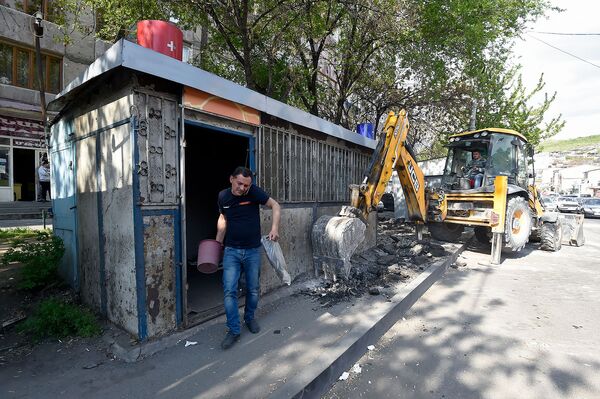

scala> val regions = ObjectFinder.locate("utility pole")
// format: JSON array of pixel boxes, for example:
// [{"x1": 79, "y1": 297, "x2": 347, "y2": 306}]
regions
[
  {"x1": 33, "y1": 11, "x2": 46, "y2": 123},
  {"x1": 469, "y1": 98, "x2": 477, "y2": 131}
]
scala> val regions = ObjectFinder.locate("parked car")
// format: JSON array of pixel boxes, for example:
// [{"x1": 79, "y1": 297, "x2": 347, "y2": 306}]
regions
[
  {"x1": 557, "y1": 196, "x2": 583, "y2": 213},
  {"x1": 581, "y1": 198, "x2": 600, "y2": 218},
  {"x1": 540, "y1": 196, "x2": 558, "y2": 212}
]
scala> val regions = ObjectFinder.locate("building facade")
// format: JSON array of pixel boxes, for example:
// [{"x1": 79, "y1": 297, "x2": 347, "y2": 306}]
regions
[{"x1": 0, "y1": 3, "x2": 204, "y2": 202}]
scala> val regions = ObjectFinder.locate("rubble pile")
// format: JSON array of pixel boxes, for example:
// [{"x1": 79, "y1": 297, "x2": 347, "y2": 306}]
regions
[{"x1": 302, "y1": 217, "x2": 451, "y2": 307}]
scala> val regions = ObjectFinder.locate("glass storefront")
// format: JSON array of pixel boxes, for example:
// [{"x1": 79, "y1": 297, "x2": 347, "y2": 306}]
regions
[{"x1": 0, "y1": 116, "x2": 47, "y2": 202}]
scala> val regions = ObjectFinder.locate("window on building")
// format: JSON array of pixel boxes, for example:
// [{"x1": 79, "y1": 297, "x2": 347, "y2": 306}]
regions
[
  {"x1": 0, "y1": 41, "x2": 62, "y2": 94},
  {"x1": 0, "y1": 147, "x2": 9, "y2": 187},
  {"x1": 7, "y1": 0, "x2": 56, "y2": 20},
  {"x1": 0, "y1": 43, "x2": 13, "y2": 85}
]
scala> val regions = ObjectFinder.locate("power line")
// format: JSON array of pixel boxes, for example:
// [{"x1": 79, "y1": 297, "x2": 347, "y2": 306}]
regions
[
  {"x1": 526, "y1": 33, "x2": 600, "y2": 70},
  {"x1": 529, "y1": 31, "x2": 600, "y2": 36}
]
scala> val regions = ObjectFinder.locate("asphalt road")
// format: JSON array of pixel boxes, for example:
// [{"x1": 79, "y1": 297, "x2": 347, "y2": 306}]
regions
[{"x1": 326, "y1": 218, "x2": 600, "y2": 399}]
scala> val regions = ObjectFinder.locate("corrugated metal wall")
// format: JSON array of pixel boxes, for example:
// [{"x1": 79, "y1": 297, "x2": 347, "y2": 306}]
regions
[{"x1": 257, "y1": 126, "x2": 370, "y2": 203}]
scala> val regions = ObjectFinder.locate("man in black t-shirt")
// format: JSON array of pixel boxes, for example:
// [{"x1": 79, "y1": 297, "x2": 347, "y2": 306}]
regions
[{"x1": 216, "y1": 166, "x2": 280, "y2": 349}]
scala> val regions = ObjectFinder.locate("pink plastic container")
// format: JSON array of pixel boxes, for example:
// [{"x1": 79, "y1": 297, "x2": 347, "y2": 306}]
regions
[{"x1": 197, "y1": 239, "x2": 223, "y2": 274}]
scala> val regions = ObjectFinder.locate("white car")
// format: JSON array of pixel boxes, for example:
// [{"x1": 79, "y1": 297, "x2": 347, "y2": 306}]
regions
[
  {"x1": 557, "y1": 197, "x2": 583, "y2": 213},
  {"x1": 541, "y1": 197, "x2": 558, "y2": 212}
]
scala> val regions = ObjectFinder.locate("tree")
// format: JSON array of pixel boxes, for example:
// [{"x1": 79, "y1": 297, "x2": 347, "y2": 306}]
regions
[
  {"x1": 54, "y1": 0, "x2": 563, "y2": 145},
  {"x1": 474, "y1": 62, "x2": 564, "y2": 147}
]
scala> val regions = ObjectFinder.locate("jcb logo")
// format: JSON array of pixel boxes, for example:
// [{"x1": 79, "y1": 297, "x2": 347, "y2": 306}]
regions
[{"x1": 407, "y1": 160, "x2": 420, "y2": 192}]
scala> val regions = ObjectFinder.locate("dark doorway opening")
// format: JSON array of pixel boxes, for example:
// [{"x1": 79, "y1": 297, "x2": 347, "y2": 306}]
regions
[
  {"x1": 184, "y1": 122, "x2": 251, "y2": 324},
  {"x1": 13, "y1": 148, "x2": 36, "y2": 201}
]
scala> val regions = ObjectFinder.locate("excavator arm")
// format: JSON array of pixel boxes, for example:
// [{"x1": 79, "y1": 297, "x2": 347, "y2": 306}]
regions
[
  {"x1": 350, "y1": 110, "x2": 427, "y2": 222},
  {"x1": 311, "y1": 110, "x2": 429, "y2": 280}
]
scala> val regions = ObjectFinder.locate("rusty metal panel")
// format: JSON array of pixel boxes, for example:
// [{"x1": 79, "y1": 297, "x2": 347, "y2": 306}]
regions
[
  {"x1": 133, "y1": 90, "x2": 179, "y2": 206},
  {"x1": 161, "y1": 98, "x2": 179, "y2": 203},
  {"x1": 134, "y1": 91, "x2": 150, "y2": 204},
  {"x1": 147, "y1": 95, "x2": 165, "y2": 203},
  {"x1": 143, "y1": 214, "x2": 177, "y2": 337}
]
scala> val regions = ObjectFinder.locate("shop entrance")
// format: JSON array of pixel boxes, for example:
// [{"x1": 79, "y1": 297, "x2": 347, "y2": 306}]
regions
[
  {"x1": 184, "y1": 122, "x2": 252, "y2": 324},
  {"x1": 13, "y1": 148, "x2": 36, "y2": 201}
]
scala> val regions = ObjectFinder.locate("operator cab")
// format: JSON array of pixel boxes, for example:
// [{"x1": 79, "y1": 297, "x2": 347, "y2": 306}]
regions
[{"x1": 441, "y1": 128, "x2": 530, "y2": 191}]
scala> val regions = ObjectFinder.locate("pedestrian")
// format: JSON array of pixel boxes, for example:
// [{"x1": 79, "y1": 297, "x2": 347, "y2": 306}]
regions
[
  {"x1": 38, "y1": 160, "x2": 51, "y2": 202},
  {"x1": 466, "y1": 150, "x2": 486, "y2": 188},
  {"x1": 216, "y1": 166, "x2": 281, "y2": 350}
]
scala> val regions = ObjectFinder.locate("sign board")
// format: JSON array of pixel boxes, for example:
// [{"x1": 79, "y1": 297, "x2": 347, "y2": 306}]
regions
[
  {"x1": 13, "y1": 139, "x2": 46, "y2": 149},
  {"x1": 0, "y1": 116, "x2": 44, "y2": 139}
]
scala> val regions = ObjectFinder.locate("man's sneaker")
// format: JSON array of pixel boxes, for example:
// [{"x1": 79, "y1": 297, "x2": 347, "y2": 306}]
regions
[
  {"x1": 221, "y1": 332, "x2": 240, "y2": 350},
  {"x1": 245, "y1": 319, "x2": 260, "y2": 334}
]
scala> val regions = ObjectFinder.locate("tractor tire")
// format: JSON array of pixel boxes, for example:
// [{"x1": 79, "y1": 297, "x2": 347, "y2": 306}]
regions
[
  {"x1": 540, "y1": 220, "x2": 562, "y2": 252},
  {"x1": 503, "y1": 196, "x2": 532, "y2": 252},
  {"x1": 529, "y1": 227, "x2": 541, "y2": 243},
  {"x1": 474, "y1": 226, "x2": 492, "y2": 244},
  {"x1": 428, "y1": 222, "x2": 464, "y2": 242}
]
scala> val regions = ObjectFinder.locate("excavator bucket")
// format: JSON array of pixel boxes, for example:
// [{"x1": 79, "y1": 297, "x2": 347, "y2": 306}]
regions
[
  {"x1": 311, "y1": 214, "x2": 366, "y2": 281},
  {"x1": 558, "y1": 213, "x2": 585, "y2": 246}
]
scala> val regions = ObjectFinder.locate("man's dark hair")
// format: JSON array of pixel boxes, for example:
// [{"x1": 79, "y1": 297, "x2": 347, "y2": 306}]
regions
[{"x1": 231, "y1": 166, "x2": 253, "y2": 178}]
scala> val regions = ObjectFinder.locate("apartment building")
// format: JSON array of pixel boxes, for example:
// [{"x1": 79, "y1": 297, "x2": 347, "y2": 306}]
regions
[{"x1": 0, "y1": 2, "x2": 204, "y2": 202}]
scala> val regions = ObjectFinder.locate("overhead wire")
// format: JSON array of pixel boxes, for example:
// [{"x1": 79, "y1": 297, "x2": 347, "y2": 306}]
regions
[
  {"x1": 525, "y1": 33, "x2": 600, "y2": 70},
  {"x1": 529, "y1": 31, "x2": 600, "y2": 36}
]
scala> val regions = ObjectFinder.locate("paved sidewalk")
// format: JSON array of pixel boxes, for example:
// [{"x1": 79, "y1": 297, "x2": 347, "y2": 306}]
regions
[
  {"x1": 0, "y1": 219, "x2": 52, "y2": 229},
  {"x1": 326, "y1": 220, "x2": 600, "y2": 398},
  {"x1": 1, "y1": 240, "x2": 467, "y2": 399}
]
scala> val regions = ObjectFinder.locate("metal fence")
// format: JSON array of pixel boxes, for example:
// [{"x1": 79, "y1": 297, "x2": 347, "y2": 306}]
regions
[{"x1": 257, "y1": 126, "x2": 371, "y2": 202}]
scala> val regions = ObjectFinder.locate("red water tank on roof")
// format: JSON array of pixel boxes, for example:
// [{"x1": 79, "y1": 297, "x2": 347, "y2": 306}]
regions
[{"x1": 137, "y1": 20, "x2": 183, "y2": 61}]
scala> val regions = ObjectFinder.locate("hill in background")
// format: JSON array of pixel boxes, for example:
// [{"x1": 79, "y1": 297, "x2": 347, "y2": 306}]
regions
[{"x1": 539, "y1": 135, "x2": 600, "y2": 153}]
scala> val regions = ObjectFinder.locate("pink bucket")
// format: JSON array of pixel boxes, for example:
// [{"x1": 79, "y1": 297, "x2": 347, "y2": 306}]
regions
[{"x1": 197, "y1": 239, "x2": 223, "y2": 274}]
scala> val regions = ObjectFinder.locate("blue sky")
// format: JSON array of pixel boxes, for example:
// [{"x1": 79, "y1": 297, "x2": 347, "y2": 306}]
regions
[{"x1": 513, "y1": 0, "x2": 600, "y2": 141}]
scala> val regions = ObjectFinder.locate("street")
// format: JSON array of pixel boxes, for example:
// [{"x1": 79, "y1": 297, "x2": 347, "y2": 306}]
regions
[{"x1": 326, "y1": 218, "x2": 600, "y2": 399}]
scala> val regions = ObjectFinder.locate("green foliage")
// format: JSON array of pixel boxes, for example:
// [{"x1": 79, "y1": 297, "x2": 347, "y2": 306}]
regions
[
  {"x1": 474, "y1": 64, "x2": 564, "y2": 147},
  {"x1": 52, "y1": 0, "x2": 562, "y2": 149},
  {"x1": 539, "y1": 135, "x2": 600, "y2": 153},
  {"x1": 1, "y1": 232, "x2": 65, "y2": 291},
  {"x1": 18, "y1": 298, "x2": 101, "y2": 340},
  {"x1": 0, "y1": 228, "x2": 51, "y2": 242}
]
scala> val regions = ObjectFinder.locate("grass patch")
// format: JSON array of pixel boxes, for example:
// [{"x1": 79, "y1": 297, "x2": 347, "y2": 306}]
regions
[
  {"x1": 1, "y1": 231, "x2": 64, "y2": 290},
  {"x1": 539, "y1": 135, "x2": 600, "y2": 153},
  {"x1": 0, "y1": 228, "x2": 51, "y2": 242},
  {"x1": 18, "y1": 298, "x2": 101, "y2": 340}
]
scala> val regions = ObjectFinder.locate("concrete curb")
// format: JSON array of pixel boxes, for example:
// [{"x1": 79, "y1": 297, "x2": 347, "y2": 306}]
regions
[{"x1": 273, "y1": 236, "x2": 472, "y2": 399}]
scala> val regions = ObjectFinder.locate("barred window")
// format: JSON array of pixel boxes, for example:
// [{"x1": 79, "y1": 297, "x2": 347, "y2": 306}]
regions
[{"x1": 257, "y1": 126, "x2": 370, "y2": 202}]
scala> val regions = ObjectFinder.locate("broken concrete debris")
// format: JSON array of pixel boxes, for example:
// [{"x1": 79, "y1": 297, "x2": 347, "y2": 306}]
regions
[{"x1": 302, "y1": 217, "x2": 454, "y2": 307}]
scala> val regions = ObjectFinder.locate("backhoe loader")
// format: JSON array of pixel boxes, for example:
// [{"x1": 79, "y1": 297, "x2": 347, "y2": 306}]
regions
[{"x1": 311, "y1": 110, "x2": 584, "y2": 279}]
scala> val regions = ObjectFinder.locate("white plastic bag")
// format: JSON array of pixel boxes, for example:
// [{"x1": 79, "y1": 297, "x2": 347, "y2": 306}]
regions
[{"x1": 261, "y1": 236, "x2": 291, "y2": 285}]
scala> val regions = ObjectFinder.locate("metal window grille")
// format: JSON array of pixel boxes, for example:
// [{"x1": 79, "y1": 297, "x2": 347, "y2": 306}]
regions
[{"x1": 257, "y1": 126, "x2": 370, "y2": 202}]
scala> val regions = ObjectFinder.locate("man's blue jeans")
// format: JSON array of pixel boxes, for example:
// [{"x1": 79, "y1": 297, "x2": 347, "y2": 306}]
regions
[
  {"x1": 474, "y1": 174, "x2": 484, "y2": 188},
  {"x1": 222, "y1": 246, "x2": 261, "y2": 335}
]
